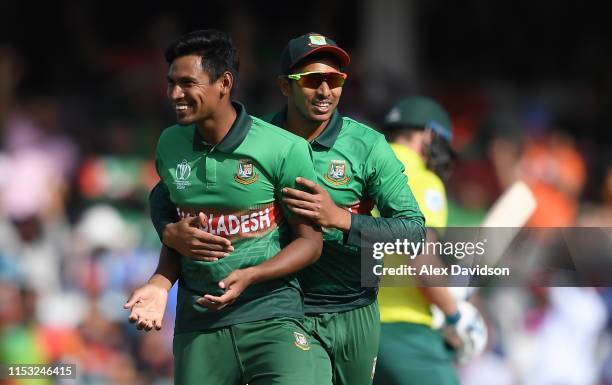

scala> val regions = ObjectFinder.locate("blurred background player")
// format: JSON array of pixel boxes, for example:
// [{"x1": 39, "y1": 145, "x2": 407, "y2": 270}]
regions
[
  {"x1": 373, "y1": 96, "x2": 483, "y2": 385},
  {"x1": 150, "y1": 32, "x2": 426, "y2": 385}
]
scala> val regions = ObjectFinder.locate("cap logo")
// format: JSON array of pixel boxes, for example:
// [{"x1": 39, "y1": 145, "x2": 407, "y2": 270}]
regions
[
  {"x1": 386, "y1": 108, "x2": 401, "y2": 123},
  {"x1": 309, "y1": 35, "x2": 327, "y2": 46}
]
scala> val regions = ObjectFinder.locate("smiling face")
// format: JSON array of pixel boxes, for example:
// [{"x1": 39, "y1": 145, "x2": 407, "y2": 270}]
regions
[
  {"x1": 285, "y1": 57, "x2": 344, "y2": 124},
  {"x1": 166, "y1": 54, "x2": 223, "y2": 125}
]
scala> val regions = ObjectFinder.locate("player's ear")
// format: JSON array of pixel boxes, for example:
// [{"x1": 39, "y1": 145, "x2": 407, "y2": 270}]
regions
[
  {"x1": 219, "y1": 71, "x2": 234, "y2": 98},
  {"x1": 277, "y1": 76, "x2": 290, "y2": 97}
]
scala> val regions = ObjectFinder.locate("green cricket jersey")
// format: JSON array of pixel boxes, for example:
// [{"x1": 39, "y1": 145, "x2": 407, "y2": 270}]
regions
[
  {"x1": 266, "y1": 109, "x2": 425, "y2": 314},
  {"x1": 151, "y1": 107, "x2": 425, "y2": 316},
  {"x1": 155, "y1": 102, "x2": 317, "y2": 333}
]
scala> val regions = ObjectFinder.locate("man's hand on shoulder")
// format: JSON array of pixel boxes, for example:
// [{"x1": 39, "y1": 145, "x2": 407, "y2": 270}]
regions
[
  {"x1": 163, "y1": 213, "x2": 234, "y2": 261},
  {"x1": 282, "y1": 177, "x2": 351, "y2": 231}
]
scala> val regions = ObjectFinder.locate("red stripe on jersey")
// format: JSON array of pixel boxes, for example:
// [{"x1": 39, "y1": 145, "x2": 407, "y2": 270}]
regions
[
  {"x1": 176, "y1": 202, "x2": 283, "y2": 240},
  {"x1": 346, "y1": 198, "x2": 374, "y2": 215}
]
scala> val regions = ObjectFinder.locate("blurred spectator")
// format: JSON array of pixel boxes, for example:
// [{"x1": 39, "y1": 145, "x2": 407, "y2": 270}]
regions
[
  {"x1": 519, "y1": 131, "x2": 586, "y2": 227},
  {"x1": 3, "y1": 96, "x2": 78, "y2": 181},
  {"x1": 0, "y1": 284, "x2": 53, "y2": 385},
  {"x1": 0, "y1": 150, "x2": 70, "y2": 295},
  {"x1": 522, "y1": 287, "x2": 607, "y2": 385}
]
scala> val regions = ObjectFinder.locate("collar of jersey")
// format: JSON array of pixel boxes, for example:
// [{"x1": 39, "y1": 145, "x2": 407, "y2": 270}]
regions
[
  {"x1": 192, "y1": 101, "x2": 252, "y2": 153},
  {"x1": 270, "y1": 106, "x2": 343, "y2": 148}
]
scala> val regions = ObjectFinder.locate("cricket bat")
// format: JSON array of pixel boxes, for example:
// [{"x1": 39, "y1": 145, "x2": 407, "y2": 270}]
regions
[
  {"x1": 456, "y1": 181, "x2": 537, "y2": 299},
  {"x1": 481, "y1": 180, "x2": 537, "y2": 228}
]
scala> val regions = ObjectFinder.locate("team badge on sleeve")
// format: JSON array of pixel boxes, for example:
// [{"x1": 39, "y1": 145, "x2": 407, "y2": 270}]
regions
[
  {"x1": 293, "y1": 332, "x2": 310, "y2": 351},
  {"x1": 324, "y1": 159, "x2": 350, "y2": 185},
  {"x1": 234, "y1": 159, "x2": 259, "y2": 185}
]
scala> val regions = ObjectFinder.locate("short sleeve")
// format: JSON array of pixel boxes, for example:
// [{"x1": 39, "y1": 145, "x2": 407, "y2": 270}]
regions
[
  {"x1": 150, "y1": 135, "x2": 179, "y2": 241},
  {"x1": 275, "y1": 139, "x2": 317, "y2": 218}
]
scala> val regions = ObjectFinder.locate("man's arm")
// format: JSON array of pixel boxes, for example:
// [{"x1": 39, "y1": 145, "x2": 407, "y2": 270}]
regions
[
  {"x1": 420, "y1": 287, "x2": 462, "y2": 348},
  {"x1": 237, "y1": 214, "x2": 322, "y2": 284},
  {"x1": 150, "y1": 181, "x2": 233, "y2": 261},
  {"x1": 150, "y1": 245, "x2": 181, "y2": 289},
  {"x1": 345, "y1": 136, "x2": 425, "y2": 246},
  {"x1": 283, "y1": 136, "x2": 425, "y2": 247},
  {"x1": 197, "y1": 214, "x2": 322, "y2": 310},
  {"x1": 149, "y1": 182, "x2": 180, "y2": 240},
  {"x1": 414, "y1": 228, "x2": 461, "y2": 346},
  {"x1": 198, "y1": 138, "x2": 323, "y2": 310},
  {"x1": 124, "y1": 246, "x2": 180, "y2": 331}
]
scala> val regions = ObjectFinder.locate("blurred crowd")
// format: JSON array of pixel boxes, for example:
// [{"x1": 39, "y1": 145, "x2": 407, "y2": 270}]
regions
[{"x1": 2, "y1": 2, "x2": 612, "y2": 385}]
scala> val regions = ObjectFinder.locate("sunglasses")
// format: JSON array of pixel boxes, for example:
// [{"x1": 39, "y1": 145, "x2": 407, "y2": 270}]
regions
[{"x1": 286, "y1": 71, "x2": 348, "y2": 89}]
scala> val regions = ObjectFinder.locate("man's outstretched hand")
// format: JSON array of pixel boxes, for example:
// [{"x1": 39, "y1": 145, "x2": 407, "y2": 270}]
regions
[{"x1": 124, "y1": 283, "x2": 169, "y2": 332}]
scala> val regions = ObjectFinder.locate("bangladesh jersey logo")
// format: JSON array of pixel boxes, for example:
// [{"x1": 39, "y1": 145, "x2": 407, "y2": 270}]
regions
[
  {"x1": 324, "y1": 159, "x2": 350, "y2": 185},
  {"x1": 234, "y1": 159, "x2": 259, "y2": 185},
  {"x1": 174, "y1": 160, "x2": 192, "y2": 190},
  {"x1": 293, "y1": 332, "x2": 310, "y2": 351}
]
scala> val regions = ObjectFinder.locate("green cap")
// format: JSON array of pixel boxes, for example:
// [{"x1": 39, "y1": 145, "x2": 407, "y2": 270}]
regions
[
  {"x1": 384, "y1": 96, "x2": 453, "y2": 141},
  {"x1": 280, "y1": 32, "x2": 350, "y2": 74}
]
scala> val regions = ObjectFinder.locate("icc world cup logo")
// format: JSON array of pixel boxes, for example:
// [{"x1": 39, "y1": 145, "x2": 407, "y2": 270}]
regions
[
  {"x1": 174, "y1": 160, "x2": 192, "y2": 190},
  {"x1": 176, "y1": 160, "x2": 191, "y2": 181}
]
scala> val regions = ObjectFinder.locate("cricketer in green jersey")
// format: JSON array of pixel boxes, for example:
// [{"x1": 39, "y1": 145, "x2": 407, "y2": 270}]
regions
[
  {"x1": 151, "y1": 32, "x2": 426, "y2": 385},
  {"x1": 125, "y1": 30, "x2": 324, "y2": 385}
]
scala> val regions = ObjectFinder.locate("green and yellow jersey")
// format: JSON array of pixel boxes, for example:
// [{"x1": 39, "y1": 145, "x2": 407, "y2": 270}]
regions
[
  {"x1": 378, "y1": 144, "x2": 447, "y2": 326},
  {"x1": 155, "y1": 102, "x2": 317, "y2": 333},
  {"x1": 266, "y1": 110, "x2": 424, "y2": 314}
]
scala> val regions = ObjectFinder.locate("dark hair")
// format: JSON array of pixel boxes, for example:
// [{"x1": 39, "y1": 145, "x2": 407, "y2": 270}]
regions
[
  {"x1": 426, "y1": 134, "x2": 455, "y2": 182},
  {"x1": 165, "y1": 29, "x2": 239, "y2": 83}
]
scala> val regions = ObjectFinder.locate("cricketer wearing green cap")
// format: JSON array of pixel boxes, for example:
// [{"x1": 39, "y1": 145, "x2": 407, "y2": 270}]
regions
[
  {"x1": 125, "y1": 30, "x2": 324, "y2": 385},
  {"x1": 151, "y1": 32, "x2": 426, "y2": 385},
  {"x1": 373, "y1": 96, "x2": 461, "y2": 385}
]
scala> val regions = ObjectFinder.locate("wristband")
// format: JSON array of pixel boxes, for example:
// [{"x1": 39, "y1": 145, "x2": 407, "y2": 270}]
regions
[{"x1": 445, "y1": 311, "x2": 461, "y2": 326}]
